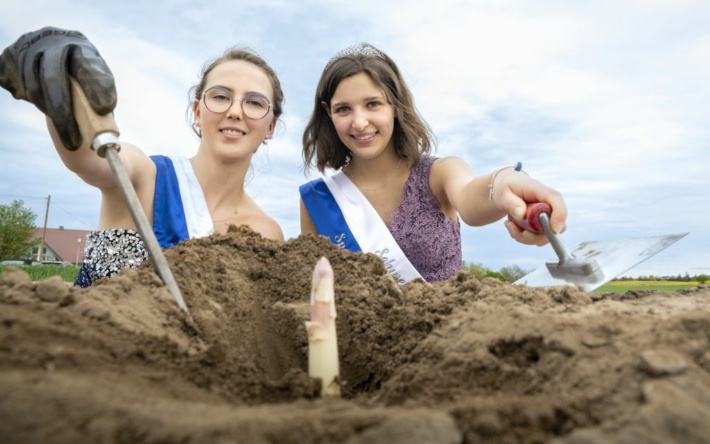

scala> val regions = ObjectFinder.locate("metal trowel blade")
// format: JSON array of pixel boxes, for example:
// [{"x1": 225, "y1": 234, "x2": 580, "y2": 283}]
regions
[{"x1": 514, "y1": 232, "x2": 689, "y2": 292}]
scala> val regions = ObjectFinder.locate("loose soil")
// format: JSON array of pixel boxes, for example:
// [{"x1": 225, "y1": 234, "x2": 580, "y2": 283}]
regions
[{"x1": 2, "y1": 226, "x2": 709, "y2": 444}]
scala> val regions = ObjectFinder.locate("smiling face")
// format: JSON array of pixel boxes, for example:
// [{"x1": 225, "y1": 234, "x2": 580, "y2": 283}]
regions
[
  {"x1": 326, "y1": 72, "x2": 396, "y2": 162},
  {"x1": 193, "y1": 60, "x2": 276, "y2": 160}
]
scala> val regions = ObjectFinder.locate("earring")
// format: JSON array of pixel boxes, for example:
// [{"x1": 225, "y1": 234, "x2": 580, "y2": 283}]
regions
[
  {"x1": 191, "y1": 122, "x2": 202, "y2": 138},
  {"x1": 262, "y1": 134, "x2": 271, "y2": 145}
]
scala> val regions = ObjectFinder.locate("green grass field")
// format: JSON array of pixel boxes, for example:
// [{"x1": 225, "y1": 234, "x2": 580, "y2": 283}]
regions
[
  {"x1": 594, "y1": 280, "x2": 700, "y2": 293},
  {"x1": 0, "y1": 265, "x2": 703, "y2": 293},
  {"x1": 0, "y1": 264, "x2": 80, "y2": 283}
]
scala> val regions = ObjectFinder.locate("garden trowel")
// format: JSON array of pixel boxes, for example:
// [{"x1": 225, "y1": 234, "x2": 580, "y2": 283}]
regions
[
  {"x1": 70, "y1": 78, "x2": 189, "y2": 312},
  {"x1": 512, "y1": 203, "x2": 688, "y2": 292}
]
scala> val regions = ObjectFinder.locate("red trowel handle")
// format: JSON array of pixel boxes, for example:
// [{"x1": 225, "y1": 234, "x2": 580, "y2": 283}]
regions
[{"x1": 509, "y1": 202, "x2": 551, "y2": 234}]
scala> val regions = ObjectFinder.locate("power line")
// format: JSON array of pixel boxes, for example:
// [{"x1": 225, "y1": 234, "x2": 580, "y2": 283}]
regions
[
  {"x1": 1, "y1": 194, "x2": 96, "y2": 230},
  {"x1": 51, "y1": 202, "x2": 96, "y2": 229},
  {"x1": 0, "y1": 193, "x2": 51, "y2": 201}
]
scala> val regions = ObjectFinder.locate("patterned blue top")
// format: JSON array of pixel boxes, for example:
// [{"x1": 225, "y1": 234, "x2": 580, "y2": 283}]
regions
[{"x1": 74, "y1": 155, "x2": 203, "y2": 287}]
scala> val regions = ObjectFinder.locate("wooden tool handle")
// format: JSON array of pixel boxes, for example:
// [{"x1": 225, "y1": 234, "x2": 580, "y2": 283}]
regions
[
  {"x1": 509, "y1": 202, "x2": 551, "y2": 234},
  {"x1": 70, "y1": 78, "x2": 189, "y2": 313},
  {"x1": 70, "y1": 77, "x2": 120, "y2": 154}
]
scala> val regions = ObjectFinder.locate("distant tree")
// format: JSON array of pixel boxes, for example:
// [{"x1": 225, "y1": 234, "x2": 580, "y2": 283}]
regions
[
  {"x1": 461, "y1": 261, "x2": 508, "y2": 282},
  {"x1": 499, "y1": 265, "x2": 529, "y2": 282},
  {"x1": 486, "y1": 270, "x2": 508, "y2": 281},
  {"x1": 0, "y1": 200, "x2": 37, "y2": 259},
  {"x1": 462, "y1": 261, "x2": 487, "y2": 280},
  {"x1": 697, "y1": 274, "x2": 709, "y2": 284}
]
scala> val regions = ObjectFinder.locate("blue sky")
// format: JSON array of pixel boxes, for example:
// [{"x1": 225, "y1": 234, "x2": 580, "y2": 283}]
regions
[{"x1": 1, "y1": 0, "x2": 708, "y2": 277}]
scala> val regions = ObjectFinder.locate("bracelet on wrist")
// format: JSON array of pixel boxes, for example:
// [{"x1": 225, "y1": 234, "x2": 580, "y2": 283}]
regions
[{"x1": 488, "y1": 162, "x2": 527, "y2": 201}]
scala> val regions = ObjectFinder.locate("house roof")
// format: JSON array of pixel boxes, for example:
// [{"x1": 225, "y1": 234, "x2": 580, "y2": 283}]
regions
[{"x1": 34, "y1": 227, "x2": 94, "y2": 264}]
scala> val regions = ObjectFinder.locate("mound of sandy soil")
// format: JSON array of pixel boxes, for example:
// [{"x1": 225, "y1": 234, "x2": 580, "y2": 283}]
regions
[{"x1": 1, "y1": 226, "x2": 709, "y2": 444}]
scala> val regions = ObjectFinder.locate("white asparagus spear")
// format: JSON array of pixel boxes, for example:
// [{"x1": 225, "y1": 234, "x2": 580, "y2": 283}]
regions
[{"x1": 304, "y1": 257, "x2": 341, "y2": 397}]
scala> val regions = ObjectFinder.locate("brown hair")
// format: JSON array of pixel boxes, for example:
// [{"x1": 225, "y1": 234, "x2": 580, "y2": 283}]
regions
[
  {"x1": 302, "y1": 43, "x2": 434, "y2": 173},
  {"x1": 187, "y1": 47, "x2": 284, "y2": 134}
]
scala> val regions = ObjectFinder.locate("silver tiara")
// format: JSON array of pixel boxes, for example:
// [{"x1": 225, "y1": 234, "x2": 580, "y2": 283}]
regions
[{"x1": 325, "y1": 43, "x2": 387, "y2": 69}]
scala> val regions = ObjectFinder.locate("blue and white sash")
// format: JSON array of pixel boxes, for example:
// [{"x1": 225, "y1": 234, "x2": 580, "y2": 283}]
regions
[
  {"x1": 152, "y1": 155, "x2": 214, "y2": 248},
  {"x1": 299, "y1": 171, "x2": 423, "y2": 284}
]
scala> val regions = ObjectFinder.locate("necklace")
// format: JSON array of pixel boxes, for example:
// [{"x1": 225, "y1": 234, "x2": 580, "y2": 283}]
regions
[
  {"x1": 213, "y1": 208, "x2": 239, "y2": 226},
  {"x1": 345, "y1": 158, "x2": 403, "y2": 191}
]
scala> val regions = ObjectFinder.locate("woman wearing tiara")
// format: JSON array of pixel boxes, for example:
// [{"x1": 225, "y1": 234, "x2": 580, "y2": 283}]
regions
[{"x1": 299, "y1": 43, "x2": 567, "y2": 284}]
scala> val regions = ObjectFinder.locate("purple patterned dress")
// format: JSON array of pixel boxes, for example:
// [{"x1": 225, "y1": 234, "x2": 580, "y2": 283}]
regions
[{"x1": 390, "y1": 155, "x2": 462, "y2": 281}]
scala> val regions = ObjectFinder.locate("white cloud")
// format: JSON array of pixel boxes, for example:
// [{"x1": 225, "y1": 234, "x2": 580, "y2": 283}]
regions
[{"x1": 1, "y1": 0, "x2": 707, "y2": 277}]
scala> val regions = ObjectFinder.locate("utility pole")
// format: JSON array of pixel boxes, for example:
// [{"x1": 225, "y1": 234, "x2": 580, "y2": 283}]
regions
[
  {"x1": 37, "y1": 195, "x2": 50, "y2": 261},
  {"x1": 76, "y1": 236, "x2": 82, "y2": 265}
]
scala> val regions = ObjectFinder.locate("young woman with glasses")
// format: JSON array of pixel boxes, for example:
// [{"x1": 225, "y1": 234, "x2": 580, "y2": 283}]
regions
[
  {"x1": 0, "y1": 27, "x2": 284, "y2": 287},
  {"x1": 300, "y1": 43, "x2": 568, "y2": 284}
]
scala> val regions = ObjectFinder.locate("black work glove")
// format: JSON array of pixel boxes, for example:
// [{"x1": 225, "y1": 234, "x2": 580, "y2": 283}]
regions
[{"x1": 0, "y1": 27, "x2": 117, "y2": 150}]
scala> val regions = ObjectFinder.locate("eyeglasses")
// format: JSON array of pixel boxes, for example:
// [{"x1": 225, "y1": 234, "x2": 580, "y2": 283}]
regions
[{"x1": 202, "y1": 86, "x2": 272, "y2": 120}]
